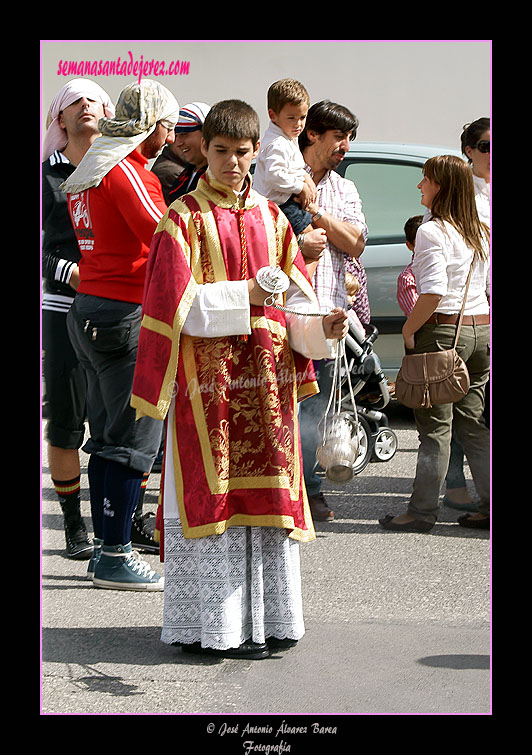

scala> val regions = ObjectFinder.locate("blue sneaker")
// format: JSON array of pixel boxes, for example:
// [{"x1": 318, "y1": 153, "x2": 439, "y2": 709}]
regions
[
  {"x1": 93, "y1": 542, "x2": 164, "y2": 591},
  {"x1": 86, "y1": 537, "x2": 103, "y2": 580}
]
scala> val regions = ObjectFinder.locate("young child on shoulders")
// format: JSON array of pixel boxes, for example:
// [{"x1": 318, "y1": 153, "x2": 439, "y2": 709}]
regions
[{"x1": 253, "y1": 78, "x2": 317, "y2": 236}]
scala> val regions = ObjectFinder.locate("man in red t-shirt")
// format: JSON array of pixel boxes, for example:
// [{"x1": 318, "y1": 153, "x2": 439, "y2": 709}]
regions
[{"x1": 64, "y1": 79, "x2": 179, "y2": 591}]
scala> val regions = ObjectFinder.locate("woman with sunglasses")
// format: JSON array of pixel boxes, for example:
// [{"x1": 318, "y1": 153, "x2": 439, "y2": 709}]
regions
[
  {"x1": 379, "y1": 154, "x2": 490, "y2": 532},
  {"x1": 461, "y1": 117, "x2": 490, "y2": 225},
  {"x1": 441, "y1": 119, "x2": 491, "y2": 515}
]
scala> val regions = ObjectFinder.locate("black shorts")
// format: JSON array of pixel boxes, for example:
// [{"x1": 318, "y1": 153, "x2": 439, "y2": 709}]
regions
[
  {"x1": 42, "y1": 308, "x2": 87, "y2": 449},
  {"x1": 66, "y1": 294, "x2": 163, "y2": 473}
]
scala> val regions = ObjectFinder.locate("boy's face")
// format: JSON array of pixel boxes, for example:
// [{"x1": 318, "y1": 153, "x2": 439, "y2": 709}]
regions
[
  {"x1": 269, "y1": 102, "x2": 308, "y2": 139},
  {"x1": 201, "y1": 135, "x2": 259, "y2": 192}
]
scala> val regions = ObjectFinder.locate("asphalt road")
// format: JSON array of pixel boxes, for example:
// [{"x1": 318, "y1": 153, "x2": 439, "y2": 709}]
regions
[{"x1": 41, "y1": 402, "x2": 491, "y2": 723}]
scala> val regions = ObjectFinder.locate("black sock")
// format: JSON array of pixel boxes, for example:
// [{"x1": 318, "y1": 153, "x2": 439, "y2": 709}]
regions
[
  {"x1": 87, "y1": 455, "x2": 108, "y2": 539},
  {"x1": 102, "y1": 460, "x2": 144, "y2": 546}
]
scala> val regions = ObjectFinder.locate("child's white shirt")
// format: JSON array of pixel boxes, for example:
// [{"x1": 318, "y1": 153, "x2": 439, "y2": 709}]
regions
[{"x1": 253, "y1": 121, "x2": 308, "y2": 204}]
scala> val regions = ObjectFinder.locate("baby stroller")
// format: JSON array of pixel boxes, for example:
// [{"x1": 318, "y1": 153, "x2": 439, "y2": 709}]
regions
[{"x1": 338, "y1": 318, "x2": 398, "y2": 475}]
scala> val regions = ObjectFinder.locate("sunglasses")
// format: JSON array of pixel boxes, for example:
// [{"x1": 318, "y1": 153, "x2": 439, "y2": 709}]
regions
[{"x1": 475, "y1": 140, "x2": 490, "y2": 153}]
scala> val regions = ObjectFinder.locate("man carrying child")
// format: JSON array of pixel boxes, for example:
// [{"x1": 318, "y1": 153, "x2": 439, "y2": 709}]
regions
[{"x1": 253, "y1": 78, "x2": 327, "y2": 263}]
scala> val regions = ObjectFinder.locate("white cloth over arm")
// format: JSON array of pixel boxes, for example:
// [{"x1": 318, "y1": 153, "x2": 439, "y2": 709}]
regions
[
  {"x1": 282, "y1": 283, "x2": 336, "y2": 359},
  {"x1": 181, "y1": 279, "x2": 336, "y2": 359},
  {"x1": 181, "y1": 280, "x2": 251, "y2": 337}
]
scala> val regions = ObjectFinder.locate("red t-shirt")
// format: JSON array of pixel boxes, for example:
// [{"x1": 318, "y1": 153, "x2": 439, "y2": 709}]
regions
[
  {"x1": 68, "y1": 149, "x2": 167, "y2": 304},
  {"x1": 397, "y1": 260, "x2": 418, "y2": 317}
]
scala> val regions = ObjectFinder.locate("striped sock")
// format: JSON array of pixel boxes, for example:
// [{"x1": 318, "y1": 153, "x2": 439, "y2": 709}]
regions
[{"x1": 53, "y1": 475, "x2": 81, "y2": 523}]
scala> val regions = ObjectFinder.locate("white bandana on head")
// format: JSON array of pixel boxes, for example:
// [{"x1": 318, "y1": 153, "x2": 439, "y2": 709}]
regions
[
  {"x1": 61, "y1": 79, "x2": 180, "y2": 193},
  {"x1": 42, "y1": 78, "x2": 115, "y2": 161}
]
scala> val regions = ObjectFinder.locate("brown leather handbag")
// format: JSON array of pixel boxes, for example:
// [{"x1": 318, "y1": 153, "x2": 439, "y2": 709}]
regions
[{"x1": 395, "y1": 261, "x2": 474, "y2": 410}]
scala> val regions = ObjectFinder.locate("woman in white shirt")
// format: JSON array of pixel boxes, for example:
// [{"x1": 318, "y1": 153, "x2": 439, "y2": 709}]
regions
[{"x1": 380, "y1": 154, "x2": 490, "y2": 532}]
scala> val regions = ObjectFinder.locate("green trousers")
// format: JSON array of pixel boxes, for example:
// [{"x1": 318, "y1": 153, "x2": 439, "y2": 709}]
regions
[{"x1": 408, "y1": 320, "x2": 490, "y2": 523}]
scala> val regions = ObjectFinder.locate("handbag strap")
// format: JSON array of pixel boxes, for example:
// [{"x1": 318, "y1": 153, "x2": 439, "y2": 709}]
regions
[{"x1": 452, "y1": 257, "x2": 475, "y2": 349}]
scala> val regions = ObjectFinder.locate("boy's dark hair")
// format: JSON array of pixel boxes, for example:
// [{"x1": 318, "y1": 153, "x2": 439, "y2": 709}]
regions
[
  {"x1": 267, "y1": 78, "x2": 309, "y2": 114},
  {"x1": 298, "y1": 100, "x2": 359, "y2": 151},
  {"x1": 202, "y1": 99, "x2": 261, "y2": 148},
  {"x1": 404, "y1": 215, "x2": 424, "y2": 246}
]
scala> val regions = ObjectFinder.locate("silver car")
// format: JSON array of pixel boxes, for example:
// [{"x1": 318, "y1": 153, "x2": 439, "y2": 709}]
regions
[{"x1": 336, "y1": 142, "x2": 464, "y2": 380}]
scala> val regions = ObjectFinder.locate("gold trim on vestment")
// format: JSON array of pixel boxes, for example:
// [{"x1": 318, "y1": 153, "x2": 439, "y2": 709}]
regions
[
  {"x1": 191, "y1": 192, "x2": 228, "y2": 282},
  {"x1": 290, "y1": 264, "x2": 318, "y2": 304},
  {"x1": 171, "y1": 404, "x2": 315, "y2": 543},
  {"x1": 180, "y1": 333, "x2": 303, "y2": 500},
  {"x1": 257, "y1": 200, "x2": 281, "y2": 268},
  {"x1": 131, "y1": 221, "x2": 198, "y2": 420}
]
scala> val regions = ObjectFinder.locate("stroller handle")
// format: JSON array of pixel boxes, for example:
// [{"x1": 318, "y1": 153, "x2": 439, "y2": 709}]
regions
[{"x1": 364, "y1": 324, "x2": 379, "y2": 344}]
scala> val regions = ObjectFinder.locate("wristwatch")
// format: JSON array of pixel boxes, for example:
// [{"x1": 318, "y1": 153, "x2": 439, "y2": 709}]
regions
[{"x1": 311, "y1": 209, "x2": 323, "y2": 222}]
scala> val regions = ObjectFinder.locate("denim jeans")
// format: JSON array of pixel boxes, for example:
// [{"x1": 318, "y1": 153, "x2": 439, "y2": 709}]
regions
[
  {"x1": 446, "y1": 433, "x2": 467, "y2": 490},
  {"x1": 67, "y1": 293, "x2": 163, "y2": 473},
  {"x1": 408, "y1": 320, "x2": 490, "y2": 523},
  {"x1": 279, "y1": 197, "x2": 313, "y2": 236},
  {"x1": 299, "y1": 360, "x2": 335, "y2": 497}
]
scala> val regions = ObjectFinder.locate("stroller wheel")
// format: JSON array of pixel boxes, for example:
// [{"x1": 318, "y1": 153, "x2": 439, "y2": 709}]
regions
[
  {"x1": 372, "y1": 428, "x2": 398, "y2": 462},
  {"x1": 352, "y1": 415, "x2": 373, "y2": 475}
]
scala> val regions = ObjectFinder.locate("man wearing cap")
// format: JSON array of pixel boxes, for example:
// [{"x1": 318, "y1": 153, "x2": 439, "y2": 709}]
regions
[
  {"x1": 42, "y1": 78, "x2": 114, "y2": 561},
  {"x1": 62, "y1": 79, "x2": 180, "y2": 591},
  {"x1": 151, "y1": 134, "x2": 187, "y2": 204},
  {"x1": 167, "y1": 102, "x2": 210, "y2": 202}
]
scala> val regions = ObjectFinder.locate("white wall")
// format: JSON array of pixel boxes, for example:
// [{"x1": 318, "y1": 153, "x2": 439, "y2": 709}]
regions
[{"x1": 41, "y1": 40, "x2": 491, "y2": 151}]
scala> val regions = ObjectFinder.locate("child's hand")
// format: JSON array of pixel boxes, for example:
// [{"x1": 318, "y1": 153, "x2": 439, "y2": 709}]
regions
[
  {"x1": 295, "y1": 178, "x2": 316, "y2": 208},
  {"x1": 303, "y1": 173, "x2": 317, "y2": 201},
  {"x1": 322, "y1": 308, "x2": 349, "y2": 339}
]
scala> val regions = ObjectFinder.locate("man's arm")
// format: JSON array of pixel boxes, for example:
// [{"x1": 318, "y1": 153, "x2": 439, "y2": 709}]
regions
[
  {"x1": 113, "y1": 159, "x2": 168, "y2": 246},
  {"x1": 306, "y1": 200, "x2": 366, "y2": 258}
]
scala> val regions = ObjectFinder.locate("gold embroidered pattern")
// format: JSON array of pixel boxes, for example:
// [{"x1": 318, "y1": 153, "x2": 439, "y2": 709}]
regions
[{"x1": 189, "y1": 333, "x2": 300, "y2": 487}]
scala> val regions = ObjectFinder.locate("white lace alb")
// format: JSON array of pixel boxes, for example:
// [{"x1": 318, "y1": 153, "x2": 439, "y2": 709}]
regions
[{"x1": 161, "y1": 520, "x2": 305, "y2": 650}]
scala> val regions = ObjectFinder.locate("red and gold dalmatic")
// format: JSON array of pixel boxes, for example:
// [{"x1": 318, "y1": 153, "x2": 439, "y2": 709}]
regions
[{"x1": 131, "y1": 171, "x2": 318, "y2": 543}]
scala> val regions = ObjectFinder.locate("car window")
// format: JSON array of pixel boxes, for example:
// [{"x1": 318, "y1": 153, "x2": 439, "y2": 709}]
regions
[{"x1": 343, "y1": 160, "x2": 424, "y2": 245}]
